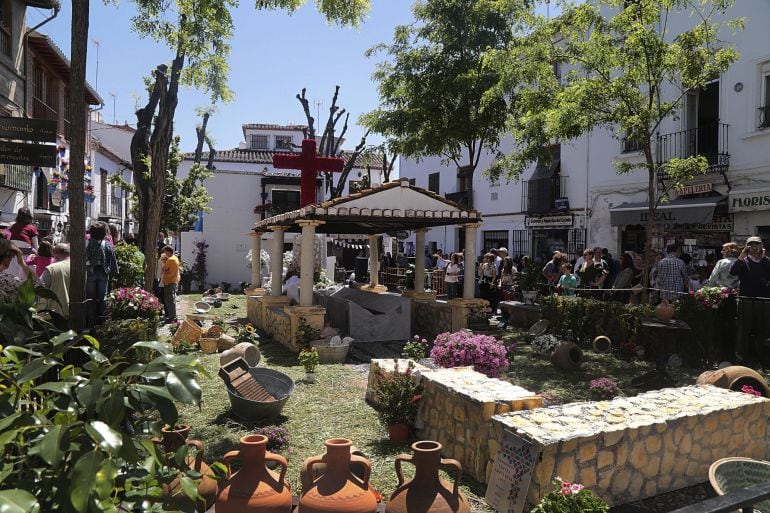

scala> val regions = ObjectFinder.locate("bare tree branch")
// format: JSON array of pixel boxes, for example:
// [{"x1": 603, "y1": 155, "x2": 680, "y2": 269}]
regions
[{"x1": 296, "y1": 88, "x2": 315, "y2": 138}]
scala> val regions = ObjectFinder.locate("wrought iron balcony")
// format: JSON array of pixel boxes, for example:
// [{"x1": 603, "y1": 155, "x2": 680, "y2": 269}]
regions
[
  {"x1": 759, "y1": 106, "x2": 770, "y2": 129},
  {"x1": 521, "y1": 175, "x2": 567, "y2": 214},
  {"x1": 656, "y1": 123, "x2": 729, "y2": 179},
  {"x1": 0, "y1": 164, "x2": 32, "y2": 191},
  {"x1": 33, "y1": 98, "x2": 58, "y2": 124},
  {"x1": 445, "y1": 191, "x2": 470, "y2": 207},
  {"x1": 100, "y1": 198, "x2": 123, "y2": 219}
]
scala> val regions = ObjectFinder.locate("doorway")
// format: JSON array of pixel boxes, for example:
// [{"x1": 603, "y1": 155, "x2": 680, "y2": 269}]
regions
[{"x1": 685, "y1": 81, "x2": 720, "y2": 164}]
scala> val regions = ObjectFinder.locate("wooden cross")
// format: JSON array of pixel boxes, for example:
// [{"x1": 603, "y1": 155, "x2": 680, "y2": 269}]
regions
[{"x1": 272, "y1": 138, "x2": 345, "y2": 208}]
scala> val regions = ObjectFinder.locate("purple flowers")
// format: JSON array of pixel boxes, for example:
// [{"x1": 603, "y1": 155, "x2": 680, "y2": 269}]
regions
[
  {"x1": 741, "y1": 385, "x2": 762, "y2": 397},
  {"x1": 108, "y1": 287, "x2": 162, "y2": 321},
  {"x1": 255, "y1": 425, "x2": 290, "y2": 454},
  {"x1": 689, "y1": 286, "x2": 737, "y2": 309},
  {"x1": 429, "y1": 331, "x2": 510, "y2": 378},
  {"x1": 589, "y1": 377, "x2": 620, "y2": 400}
]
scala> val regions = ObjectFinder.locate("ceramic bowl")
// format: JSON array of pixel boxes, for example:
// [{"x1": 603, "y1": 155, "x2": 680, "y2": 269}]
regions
[
  {"x1": 194, "y1": 301, "x2": 212, "y2": 314},
  {"x1": 202, "y1": 296, "x2": 218, "y2": 304},
  {"x1": 217, "y1": 293, "x2": 231, "y2": 301}
]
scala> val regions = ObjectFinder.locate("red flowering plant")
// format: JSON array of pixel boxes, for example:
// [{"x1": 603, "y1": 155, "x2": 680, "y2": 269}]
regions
[
  {"x1": 687, "y1": 286, "x2": 737, "y2": 310},
  {"x1": 373, "y1": 360, "x2": 423, "y2": 427}
]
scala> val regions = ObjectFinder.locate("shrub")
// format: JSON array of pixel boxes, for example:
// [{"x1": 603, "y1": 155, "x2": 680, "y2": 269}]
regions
[
  {"x1": 298, "y1": 347, "x2": 319, "y2": 373},
  {"x1": 109, "y1": 242, "x2": 145, "y2": 289},
  {"x1": 589, "y1": 377, "x2": 620, "y2": 400},
  {"x1": 531, "y1": 479, "x2": 609, "y2": 513},
  {"x1": 374, "y1": 360, "x2": 423, "y2": 426},
  {"x1": 429, "y1": 331, "x2": 509, "y2": 378},
  {"x1": 297, "y1": 319, "x2": 321, "y2": 346},
  {"x1": 108, "y1": 287, "x2": 162, "y2": 322},
  {"x1": 532, "y1": 334, "x2": 560, "y2": 356},
  {"x1": 92, "y1": 318, "x2": 159, "y2": 356},
  {"x1": 255, "y1": 425, "x2": 290, "y2": 454},
  {"x1": 402, "y1": 335, "x2": 428, "y2": 360}
]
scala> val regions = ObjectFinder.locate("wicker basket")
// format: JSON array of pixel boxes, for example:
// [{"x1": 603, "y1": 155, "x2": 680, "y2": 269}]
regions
[
  {"x1": 172, "y1": 319, "x2": 203, "y2": 347},
  {"x1": 199, "y1": 337, "x2": 219, "y2": 354},
  {"x1": 709, "y1": 457, "x2": 770, "y2": 513},
  {"x1": 206, "y1": 325, "x2": 225, "y2": 338}
]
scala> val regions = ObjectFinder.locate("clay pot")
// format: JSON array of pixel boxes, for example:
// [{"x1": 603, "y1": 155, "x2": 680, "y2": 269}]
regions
[
  {"x1": 550, "y1": 342, "x2": 583, "y2": 371},
  {"x1": 216, "y1": 434, "x2": 292, "y2": 513},
  {"x1": 160, "y1": 425, "x2": 217, "y2": 512},
  {"x1": 696, "y1": 366, "x2": 770, "y2": 397},
  {"x1": 388, "y1": 423, "x2": 410, "y2": 442},
  {"x1": 386, "y1": 440, "x2": 471, "y2": 513},
  {"x1": 299, "y1": 438, "x2": 377, "y2": 513},
  {"x1": 655, "y1": 299, "x2": 675, "y2": 323},
  {"x1": 300, "y1": 445, "x2": 368, "y2": 485},
  {"x1": 592, "y1": 336, "x2": 612, "y2": 353},
  {"x1": 220, "y1": 342, "x2": 261, "y2": 368}
]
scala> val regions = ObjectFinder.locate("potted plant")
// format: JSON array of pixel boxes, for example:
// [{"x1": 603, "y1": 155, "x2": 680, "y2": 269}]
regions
[
  {"x1": 520, "y1": 260, "x2": 544, "y2": 303},
  {"x1": 531, "y1": 479, "x2": 609, "y2": 513},
  {"x1": 373, "y1": 360, "x2": 423, "y2": 441},
  {"x1": 298, "y1": 347, "x2": 319, "y2": 383}
]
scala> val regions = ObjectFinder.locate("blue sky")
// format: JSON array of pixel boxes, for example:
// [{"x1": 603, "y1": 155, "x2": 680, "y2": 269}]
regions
[{"x1": 28, "y1": 0, "x2": 417, "y2": 152}]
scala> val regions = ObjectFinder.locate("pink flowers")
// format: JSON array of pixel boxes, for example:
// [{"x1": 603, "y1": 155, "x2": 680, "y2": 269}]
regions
[
  {"x1": 690, "y1": 286, "x2": 736, "y2": 309},
  {"x1": 429, "y1": 331, "x2": 509, "y2": 377},
  {"x1": 108, "y1": 287, "x2": 162, "y2": 321},
  {"x1": 742, "y1": 385, "x2": 762, "y2": 397},
  {"x1": 559, "y1": 480, "x2": 584, "y2": 495},
  {"x1": 589, "y1": 377, "x2": 620, "y2": 400}
]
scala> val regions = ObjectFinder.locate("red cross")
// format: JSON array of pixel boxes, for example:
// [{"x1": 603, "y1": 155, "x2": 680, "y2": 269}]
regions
[{"x1": 272, "y1": 138, "x2": 345, "y2": 207}]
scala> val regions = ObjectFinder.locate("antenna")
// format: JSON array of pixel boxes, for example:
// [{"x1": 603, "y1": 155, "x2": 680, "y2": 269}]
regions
[
  {"x1": 314, "y1": 99, "x2": 323, "y2": 127},
  {"x1": 91, "y1": 38, "x2": 101, "y2": 92},
  {"x1": 109, "y1": 92, "x2": 116, "y2": 124}
]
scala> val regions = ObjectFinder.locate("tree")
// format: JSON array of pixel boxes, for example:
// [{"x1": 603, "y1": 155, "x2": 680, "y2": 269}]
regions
[
  {"x1": 487, "y1": 0, "x2": 742, "y2": 295},
  {"x1": 68, "y1": 0, "x2": 90, "y2": 331},
  {"x1": 361, "y1": 0, "x2": 524, "y2": 208},
  {"x1": 129, "y1": 0, "x2": 371, "y2": 290}
]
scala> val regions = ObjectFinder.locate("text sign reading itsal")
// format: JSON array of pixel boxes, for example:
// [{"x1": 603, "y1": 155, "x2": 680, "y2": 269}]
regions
[
  {"x1": 0, "y1": 117, "x2": 57, "y2": 143},
  {"x1": 485, "y1": 430, "x2": 539, "y2": 513},
  {"x1": 0, "y1": 140, "x2": 56, "y2": 167}
]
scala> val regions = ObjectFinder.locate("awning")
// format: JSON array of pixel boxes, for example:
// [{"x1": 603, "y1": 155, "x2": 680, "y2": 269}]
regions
[{"x1": 610, "y1": 196, "x2": 724, "y2": 226}]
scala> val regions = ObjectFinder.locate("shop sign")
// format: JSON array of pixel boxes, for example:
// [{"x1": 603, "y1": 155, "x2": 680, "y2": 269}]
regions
[
  {"x1": 0, "y1": 140, "x2": 56, "y2": 167},
  {"x1": 675, "y1": 183, "x2": 713, "y2": 197},
  {"x1": 729, "y1": 189, "x2": 770, "y2": 212},
  {"x1": 661, "y1": 214, "x2": 733, "y2": 232},
  {"x1": 0, "y1": 117, "x2": 57, "y2": 143},
  {"x1": 525, "y1": 215, "x2": 573, "y2": 228}
]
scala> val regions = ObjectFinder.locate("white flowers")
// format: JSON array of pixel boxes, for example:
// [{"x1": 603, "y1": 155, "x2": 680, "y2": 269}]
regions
[{"x1": 532, "y1": 334, "x2": 560, "y2": 356}]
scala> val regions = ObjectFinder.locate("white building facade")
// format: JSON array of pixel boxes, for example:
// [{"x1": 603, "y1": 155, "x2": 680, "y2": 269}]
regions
[{"x1": 402, "y1": 1, "x2": 770, "y2": 264}]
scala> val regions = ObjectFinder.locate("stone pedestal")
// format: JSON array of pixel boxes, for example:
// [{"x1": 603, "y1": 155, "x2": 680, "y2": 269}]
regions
[
  {"x1": 249, "y1": 295, "x2": 291, "y2": 335},
  {"x1": 402, "y1": 290, "x2": 437, "y2": 301},
  {"x1": 447, "y1": 298, "x2": 489, "y2": 332},
  {"x1": 498, "y1": 301, "x2": 542, "y2": 329},
  {"x1": 286, "y1": 305, "x2": 327, "y2": 352},
  {"x1": 244, "y1": 287, "x2": 267, "y2": 296},
  {"x1": 359, "y1": 284, "x2": 388, "y2": 294}
]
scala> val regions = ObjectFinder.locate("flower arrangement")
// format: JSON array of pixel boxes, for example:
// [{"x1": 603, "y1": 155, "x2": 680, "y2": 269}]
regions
[
  {"x1": 402, "y1": 335, "x2": 428, "y2": 360},
  {"x1": 374, "y1": 360, "x2": 423, "y2": 426},
  {"x1": 688, "y1": 286, "x2": 737, "y2": 309},
  {"x1": 531, "y1": 478, "x2": 609, "y2": 513},
  {"x1": 298, "y1": 347, "x2": 319, "y2": 373},
  {"x1": 429, "y1": 331, "x2": 509, "y2": 378},
  {"x1": 255, "y1": 425, "x2": 290, "y2": 454},
  {"x1": 742, "y1": 384, "x2": 762, "y2": 397},
  {"x1": 234, "y1": 322, "x2": 260, "y2": 345},
  {"x1": 108, "y1": 287, "x2": 162, "y2": 322},
  {"x1": 532, "y1": 334, "x2": 561, "y2": 356},
  {"x1": 84, "y1": 184, "x2": 95, "y2": 196},
  {"x1": 589, "y1": 377, "x2": 620, "y2": 400}
]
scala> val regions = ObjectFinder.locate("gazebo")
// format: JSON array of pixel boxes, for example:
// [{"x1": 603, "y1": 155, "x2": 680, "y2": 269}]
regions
[{"x1": 246, "y1": 178, "x2": 485, "y2": 350}]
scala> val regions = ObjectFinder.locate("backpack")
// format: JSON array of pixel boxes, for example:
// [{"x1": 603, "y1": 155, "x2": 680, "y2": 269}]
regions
[{"x1": 86, "y1": 239, "x2": 111, "y2": 273}]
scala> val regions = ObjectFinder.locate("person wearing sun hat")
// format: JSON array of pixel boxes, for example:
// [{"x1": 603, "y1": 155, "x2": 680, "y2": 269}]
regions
[{"x1": 730, "y1": 236, "x2": 770, "y2": 366}]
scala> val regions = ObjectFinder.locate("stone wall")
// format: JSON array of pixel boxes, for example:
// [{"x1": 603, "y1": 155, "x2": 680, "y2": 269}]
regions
[
  {"x1": 411, "y1": 300, "x2": 452, "y2": 343},
  {"x1": 247, "y1": 296, "x2": 324, "y2": 352},
  {"x1": 367, "y1": 360, "x2": 541, "y2": 482},
  {"x1": 491, "y1": 385, "x2": 770, "y2": 508}
]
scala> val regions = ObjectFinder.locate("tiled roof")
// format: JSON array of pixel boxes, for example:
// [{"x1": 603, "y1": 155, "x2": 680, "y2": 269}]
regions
[
  {"x1": 28, "y1": 32, "x2": 102, "y2": 105},
  {"x1": 183, "y1": 148, "x2": 381, "y2": 170},
  {"x1": 242, "y1": 123, "x2": 308, "y2": 131}
]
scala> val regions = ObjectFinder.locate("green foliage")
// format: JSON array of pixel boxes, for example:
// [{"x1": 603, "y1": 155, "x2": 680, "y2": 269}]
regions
[
  {"x1": 255, "y1": 0, "x2": 370, "y2": 26},
  {"x1": 0, "y1": 322, "x2": 207, "y2": 511},
  {"x1": 373, "y1": 360, "x2": 423, "y2": 426},
  {"x1": 163, "y1": 136, "x2": 213, "y2": 234},
  {"x1": 92, "y1": 317, "x2": 160, "y2": 356},
  {"x1": 109, "y1": 242, "x2": 146, "y2": 289},
  {"x1": 402, "y1": 335, "x2": 428, "y2": 360},
  {"x1": 520, "y1": 260, "x2": 544, "y2": 291},
  {"x1": 0, "y1": 278, "x2": 65, "y2": 346},
  {"x1": 298, "y1": 347, "x2": 319, "y2": 373},
  {"x1": 297, "y1": 320, "x2": 321, "y2": 347},
  {"x1": 531, "y1": 480, "x2": 609, "y2": 513},
  {"x1": 362, "y1": 0, "x2": 524, "y2": 171}
]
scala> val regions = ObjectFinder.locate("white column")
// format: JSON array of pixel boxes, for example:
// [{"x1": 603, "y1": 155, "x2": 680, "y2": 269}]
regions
[
  {"x1": 414, "y1": 229, "x2": 426, "y2": 292},
  {"x1": 250, "y1": 231, "x2": 262, "y2": 288},
  {"x1": 271, "y1": 226, "x2": 286, "y2": 296},
  {"x1": 368, "y1": 234, "x2": 379, "y2": 288},
  {"x1": 298, "y1": 221, "x2": 323, "y2": 307},
  {"x1": 463, "y1": 223, "x2": 478, "y2": 300}
]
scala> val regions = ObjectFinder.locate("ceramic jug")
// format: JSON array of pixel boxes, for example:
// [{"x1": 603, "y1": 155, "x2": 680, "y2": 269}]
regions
[
  {"x1": 216, "y1": 434, "x2": 292, "y2": 513},
  {"x1": 160, "y1": 425, "x2": 217, "y2": 512},
  {"x1": 298, "y1": 438, "x2": 378, "y2": 513},
  {"x1": 386, "y1": 440, "x2": 470, "y2": 513}
]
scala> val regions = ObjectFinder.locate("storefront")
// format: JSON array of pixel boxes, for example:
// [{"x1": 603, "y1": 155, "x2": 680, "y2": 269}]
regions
[
  {"x1": 524, "y1": 214, "x2": 586, "y2": 262},
  {"x1": 610, "y1": 195, "x2": 730, "y2": 259},
  {"x1": 729, "y1": 185, "x2": 770, "y2": 242}
]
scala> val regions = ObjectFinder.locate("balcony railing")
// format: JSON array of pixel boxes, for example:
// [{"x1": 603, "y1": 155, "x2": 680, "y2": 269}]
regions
[
  {"x1": 0, "y1": 164, "x2": 32, "y2": 191},
  {"x1": 100, "y1": 198, "x2": 123, "y2": 219},
  {"x1": 656, "y1": 123, "x2": 729, "y2": 179},
  {"x1": 759, "y1": 106, "x2": 770, "y2": 129},
  {"x1": 33, "y1": 98, "x2": 58, "y2": 125},
  {"x1": 521, "y1": 175, "x2": 567, "y2": 214},
  {"x1": 0, "y1": 27, "x2": 10, "y2": 58},
  {"x1": 445, "y1": 191, "x2": 470, "y2": 207}
]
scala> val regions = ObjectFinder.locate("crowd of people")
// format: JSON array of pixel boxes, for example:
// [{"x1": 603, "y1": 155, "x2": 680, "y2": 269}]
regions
[{"x1": 0, "y1": 208, "x2": 182, "y2": 327}]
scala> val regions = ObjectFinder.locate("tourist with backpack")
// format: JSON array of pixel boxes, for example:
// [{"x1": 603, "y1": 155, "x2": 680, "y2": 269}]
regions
[{"x1": 86, "y1": 222, "x2": 119, "y2": 328}]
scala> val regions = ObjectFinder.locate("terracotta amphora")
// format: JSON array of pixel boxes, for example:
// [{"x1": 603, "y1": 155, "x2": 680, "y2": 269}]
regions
[
  {"x1": 298, "y1": 438, "x2": 378, "y2": 513},
  {"x1": 696, "y1": 365, "x2": 770, "y2": 397},
  {"x1": 160, "y1": 425, "x2": 217, "y2": 512},
  {"x1": 655, "y1": 299, "x2": 675, "y2": 323},
  {"x1": 216, "y1": 434, "x2": 292, "y2": 513},
  {"x1": 386, "y1": 440, "x2": 470, "y2": 513}
]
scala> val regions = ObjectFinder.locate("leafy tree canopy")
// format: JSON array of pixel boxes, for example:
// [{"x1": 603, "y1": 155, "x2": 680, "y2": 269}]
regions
[{"x1": 361, "y1": 0, "x2": 527, "y2": 170}]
